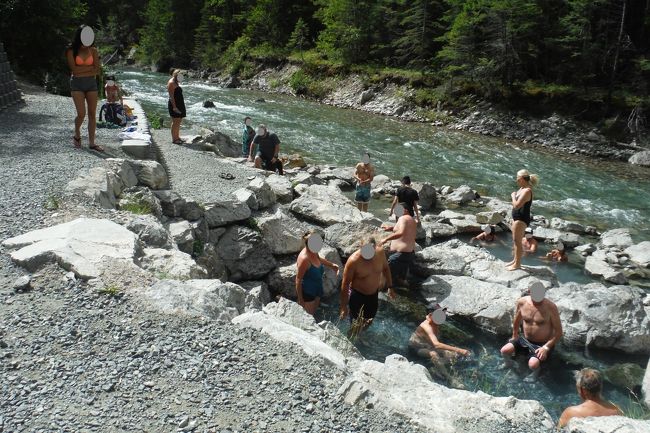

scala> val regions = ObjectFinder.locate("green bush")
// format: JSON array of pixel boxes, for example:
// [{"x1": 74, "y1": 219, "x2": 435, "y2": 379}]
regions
[{"x1": 289, "y1": 70, "x2": 311, "y2": 95}]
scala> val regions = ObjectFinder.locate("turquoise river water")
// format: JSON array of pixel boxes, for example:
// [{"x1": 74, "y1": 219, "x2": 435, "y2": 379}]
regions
[{"x1": 117, "y1": 69, "x2": 650, "y2": 421}]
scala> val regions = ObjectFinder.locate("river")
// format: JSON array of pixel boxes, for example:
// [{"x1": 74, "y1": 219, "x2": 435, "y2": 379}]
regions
[{"x1": 116, "y1": 69, "x2": 650, "y2": 421}]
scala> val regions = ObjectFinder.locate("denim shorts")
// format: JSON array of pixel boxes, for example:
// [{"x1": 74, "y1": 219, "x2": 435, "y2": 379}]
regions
[{"x1": 70, "y1": 76, "x2": 98, "y2": 93}]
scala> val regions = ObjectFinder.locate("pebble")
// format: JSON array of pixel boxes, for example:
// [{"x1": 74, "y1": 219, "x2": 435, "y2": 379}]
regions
[{"x1": 13, "y1": 276, "x2": 31, "y2": 291}]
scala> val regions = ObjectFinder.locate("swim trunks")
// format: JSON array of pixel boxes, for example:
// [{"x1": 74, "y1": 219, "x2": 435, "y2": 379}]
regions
[
  {"x1": 349, "y1": 288, "x2": 379, "y2": 323},
  {"x1": 355, "y1": 184, "x2": 371, "y2": 203},
  {"x1": 509, "y1": 336, "x2": 552, "y2": 361},
  {"x1": 388, "y1": 251, "x2": 415, "y2": 281}
]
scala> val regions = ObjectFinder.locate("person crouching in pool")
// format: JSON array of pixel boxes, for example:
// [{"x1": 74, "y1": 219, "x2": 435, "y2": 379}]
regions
[
  {"x1": 409, "y1": 304, "x2": 470, "y2": 388},
  {"x1": 500, "y1": 282, "x2": 562, "y2": 371},
  {"x1": 522, "y1": 227, "x2": 538, "y2": 254},
  {"x1": 295, "y1": 231, "x2": 340, "y2": 316},
  {"x1": 470, "y1": 224, "x2": 497, "y2": 244},
  {"x1": 380, "y1": 204, "x2": 417, "y2": 287},
  {"x1": 542, "y1": 242, "x2": 568, "y2": 262},
  {"x1": 339, "y1": 236, "x2": 395, "y2": 330}
]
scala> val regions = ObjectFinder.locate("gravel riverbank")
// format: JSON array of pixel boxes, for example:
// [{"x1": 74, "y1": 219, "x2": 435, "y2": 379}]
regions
[{"x1": 1, "y1": 86, "x2": 424, "y2": 432}]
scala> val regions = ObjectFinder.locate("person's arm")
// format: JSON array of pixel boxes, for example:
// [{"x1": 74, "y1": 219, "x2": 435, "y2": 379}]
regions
[
  {"x1": 353, "y1": 164, "x2": 363, "y2": 183},
  {"x1": 320, "y1": 256, "x2": 340, "y2": 275},
  {"x1": 511, "y1": 188, "x2": 531, "y2": 209},
  {"x1": 413, "y1": 200, "x2": 421, "y2": 222},
  {"x1": 295, "y1": 255, "x2": 310, "y2": 306},
  {"x1": 529, "y1": 240, "x2": 538, "y2": 253},
  {"x1": 340, "y1": 257, "x2": 356, "y2": 319},
  {"x1": 389, "y1": 196, "x2": 398, "y2": 216},
  {"x1": 381, "y1": 252, "x2": 395, "y2": 299},
  {"x1": 511, "y1": 299, "x2": 523, "y2": 339},
  {"x1": 422, "y1": 323, "x2": 469, "y2": 356},
  {"x1": 470, "y1": 233, "x2": 486, "y2": 243}
]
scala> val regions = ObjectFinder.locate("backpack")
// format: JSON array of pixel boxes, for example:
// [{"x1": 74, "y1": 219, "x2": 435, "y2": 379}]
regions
[{"x1": 100, "y1": 102, "x2": 126, "y2": 126}]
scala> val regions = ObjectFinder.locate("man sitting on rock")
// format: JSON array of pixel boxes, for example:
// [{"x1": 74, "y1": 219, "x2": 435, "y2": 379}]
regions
[
  {"x1": 409, "y1": 304, "x2": 470, "y2": 388},
  {"x1": 381, "y1": 204, "x2": 417, "y2": 287},
  {"x1": 250, "y1": 124, "x2": 283, "y2": 175},
  {"x1": 500, "y1": 281, "x2": 563, "y2": 372},
  {"x1": 558, "y1": 368, "x2": 622, "y2": 428},
  {"x1": 340, "y1": 236, "x2": 395, "y2": 330}
]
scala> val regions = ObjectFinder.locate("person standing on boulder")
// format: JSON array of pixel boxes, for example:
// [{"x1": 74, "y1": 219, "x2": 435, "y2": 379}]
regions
[
  {"x1": 295, "y1": 232, "x2": 340, "y2": 316},
  {"x1": 354, "y1": 152, "x2": 374, "y2": 212},
  {"x1": 242, "y1": 116, "x2": 255, "y2": 157},
  {"x1": 558, "y1": 368, "x2": 622, "y2": 428},
  {"x1": 500, "y1": 282, "x2": 562, "y2": 372},
  {"x1": 506, "y1": 169, "x2": 539, "y2": 271},
  {"x1": 66, "y1": 25, "x2": 104, "y2": 152},
  {"x1": 381, "y1": 204, "x2": 417, "y2": 287},
  {"x1": 250, "y1": 124, "x2": 284, "y2": 175},
  {"x1": 340, "y1": 236, "x2": 395, "y2": 330},
  {"x1": 167, "y1": 68, "x2": 186, "y2": 145},
  {"x1": 389, "y1": 176, "x2": 420, "y2": 223}
]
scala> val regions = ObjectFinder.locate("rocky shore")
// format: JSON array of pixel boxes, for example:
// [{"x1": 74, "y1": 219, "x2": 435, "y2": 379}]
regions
[
  {"x1": 186, "y1": 64, "x2": 650, "y2": 164},
  {"x1": 2, "y1": 88, "x2": 650, "y2": 432}
]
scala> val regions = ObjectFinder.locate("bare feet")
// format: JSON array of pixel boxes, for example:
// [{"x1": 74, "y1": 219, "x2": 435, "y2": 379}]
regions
[
  {"x1": 504, "y1": 260, "x2": 514, "y2": 267},
  {"x1": 506, "y1": 265, "x2": 521, "y2": 271}
]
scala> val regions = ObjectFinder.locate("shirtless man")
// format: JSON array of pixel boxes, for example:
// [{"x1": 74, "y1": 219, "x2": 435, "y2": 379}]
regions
[
  {"x1": 354, "y1": 153, "x2": 374, "y2": 212},
  {"x1": 558, "y1": 368, "x2": 622, "y2": 428},
  {"x1": 500, "y1": 282, "x2": 563, "y2": 370},
  {"x1": 522, "y1": 227, "x2": 538, "y2": 254},
  {"x1": 340, "y1": 236, "x2": 395, "y2": 329},
  {"x1": 381, "y1": 205, "x2": 417, "y2": 287},
  {"x1": 409, "y1": 305, "x2": 470, "y2": 387}
]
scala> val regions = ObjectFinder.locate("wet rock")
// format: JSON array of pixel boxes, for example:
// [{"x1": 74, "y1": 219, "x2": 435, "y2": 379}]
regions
[
  {"x1": 338, "y1": 354, "x2": 554, "y2": 433},
  {"x1": 421, "y1": 221, "x2": 457, "y2": 240},
  {"x1": 575, "y1": 244, "x2": 597, "y2": 256},
  {"x1": 141, "y1": 248, "x2": 208, "y2": 280},
  {"x1": 232, "y1": 298, "x2": 361, "y2": 369},
  {"x1": 600, "y1": 228, "x2": 633, "y2": 249},
  {"x1": 548, "y1": 282, "x2": 650, "y2": 354},
  {"x1": 2, "y1": 218, "x2": 138, "y2": 279},
  {"x1": 202, "y1": 100, "x2": 215, "y2": 108},
  {"x1": 215, "y1": 226, "x2": 276, "y2": 282},
  {"x1": 603, "y1": 363, "x2": 646, "y2": 390},
  {"x1": 624, "y1": 241, "x2": 650, "y2": 268},
  {"x1": 142, "y1": 279, "x2": 259, "y2": 321},
  {"x1": 413, "y1": 246, "x2": 466, "y2": 277},
  {"x1": 359, "y1": 89, "x2": 374, "y2": 105},
  {"x1": 284, "y1": 154, "x2": 307, "y2": 169},
  {"x1": 566, "y1": 416, "x2": 650, "y2": 433}
]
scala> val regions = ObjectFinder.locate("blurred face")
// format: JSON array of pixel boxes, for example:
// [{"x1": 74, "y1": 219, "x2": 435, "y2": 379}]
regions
[
  {"x1": 245, "y1": 119, "x2": 252, "y2": 126},
  {"x1": 257, "y1": 127, "x2": 266, "y2": 136}
]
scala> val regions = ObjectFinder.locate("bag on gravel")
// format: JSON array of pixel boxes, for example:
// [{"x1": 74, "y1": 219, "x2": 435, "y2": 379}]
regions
[{"x1": 100, "y1": 102, "x2": 126, "y2": 126}]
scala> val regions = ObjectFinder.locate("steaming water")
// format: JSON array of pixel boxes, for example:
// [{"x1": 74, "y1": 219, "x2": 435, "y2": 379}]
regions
[{"x1": 117, "y1": 69, "x2": 650, "y2": 421}]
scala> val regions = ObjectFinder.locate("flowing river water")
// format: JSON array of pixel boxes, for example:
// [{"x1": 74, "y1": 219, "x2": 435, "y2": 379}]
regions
[{"x1": 117, "y1": 69, "x2": 650, "y2": 421}]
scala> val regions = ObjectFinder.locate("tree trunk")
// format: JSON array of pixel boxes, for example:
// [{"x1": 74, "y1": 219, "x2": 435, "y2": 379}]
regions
[{"x1": 607, "y1": 0, "x2": 627, "y2": 110}]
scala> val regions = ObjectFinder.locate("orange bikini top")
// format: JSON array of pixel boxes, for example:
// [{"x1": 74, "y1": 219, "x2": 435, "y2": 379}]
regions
[{"x1": 75, "y1": 53, "x2": 94, "y2": 66}]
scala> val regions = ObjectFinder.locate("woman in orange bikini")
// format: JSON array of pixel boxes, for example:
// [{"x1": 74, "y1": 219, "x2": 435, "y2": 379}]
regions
[{"x1": 65, "y1": 25, "x2": 103, "y2": 151}]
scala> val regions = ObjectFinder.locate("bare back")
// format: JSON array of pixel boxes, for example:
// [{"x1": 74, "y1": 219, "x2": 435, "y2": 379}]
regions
[
  {"x1": 559, "y1": 400, "x2": 622, "y2": 427},
  {"x1": 390, "y1": 215, "x2": 417, "y2": 252}
]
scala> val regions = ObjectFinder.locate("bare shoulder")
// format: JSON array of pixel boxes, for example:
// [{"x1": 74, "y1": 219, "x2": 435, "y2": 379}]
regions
[{"x1": 543, "y1": 298, "x2": 559, "y2": 312}]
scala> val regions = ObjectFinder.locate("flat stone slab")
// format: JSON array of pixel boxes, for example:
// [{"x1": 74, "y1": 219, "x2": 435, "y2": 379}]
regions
[
  {"x1": 121, "y1": 139, "x2": 151, "y2": 159},
  {"x1": 2, "y1": 218, "x2": 138, "y2": 279}
]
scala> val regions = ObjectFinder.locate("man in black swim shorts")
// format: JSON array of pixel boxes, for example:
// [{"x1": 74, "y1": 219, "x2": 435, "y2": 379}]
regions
[{"x1": 340, "y1": 236, "x2": 395, "y2": 330}]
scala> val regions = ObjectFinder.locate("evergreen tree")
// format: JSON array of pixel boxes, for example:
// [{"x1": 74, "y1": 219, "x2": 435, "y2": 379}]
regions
[
  {"x1": 287, "y1": 18, "x2": 311, "y2": 60},
  {"x1": 194, "y1": 0, "x2": 251, "y2": 67},
  {"x1": 393, "y1": 0, "x2": 446, "y2": 68}
]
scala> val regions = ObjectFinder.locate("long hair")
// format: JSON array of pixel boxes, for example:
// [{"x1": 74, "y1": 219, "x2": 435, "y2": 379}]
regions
[{"x1": 70, "y1": 25, "x2": 89, "y2": 58}]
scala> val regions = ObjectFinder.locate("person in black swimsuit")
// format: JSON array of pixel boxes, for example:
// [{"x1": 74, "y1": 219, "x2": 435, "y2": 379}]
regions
[
  {"x1": 506, "y1": 169, "x2": 539, "y2": 271},
  {"x1": 167, "y1": 68, "x2": 186, "y2": 144}
]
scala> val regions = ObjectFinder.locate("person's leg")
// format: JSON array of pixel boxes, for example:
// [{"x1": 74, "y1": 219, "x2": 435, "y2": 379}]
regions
[
  {"x1": 500, "y1": 341, "x2": 516, "y2": 356},
  {"x1": 86, "y1": 91, "x2": 100, "y2": 149},
  {"x1": 276, "y1": 160, "x2": 284, "y2": 175},
  {"x1": 528, "y1": 357, "x2": 541, "y2": 370},
  {"x1": 178, "y1": 118, "x2": 183, "y2": 140},
  {"x1": 302, "y1": 297, "x2": 319, "y2": 315},
  {"x1": 361, "y1": 202, "x2": 369, "y2": 212},
  {"x1": 507, "y1": 221, "x2": 526, "y2": 270},
  {"x1": 71, "y1": 91, "x2": 86, "y2": 145}
]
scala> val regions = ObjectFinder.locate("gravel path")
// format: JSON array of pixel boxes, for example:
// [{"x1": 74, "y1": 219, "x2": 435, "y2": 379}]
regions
[
  {"x1": 151, "y1": 128, "x2": 259, "y2": 204},
  {"x1": 1, "y1": 90, "x2": 423, "y2": 432}
]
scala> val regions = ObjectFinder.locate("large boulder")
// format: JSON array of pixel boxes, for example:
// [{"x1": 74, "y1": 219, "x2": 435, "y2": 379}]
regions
[
  {"x1": 126, "y1": 215, "x2": 172, "y2": 248},
  {"x1": 166, "y1": 219, "x2": 194, "y2": 254},
  {"x1": 118, "y1": 187, "x2": 163, "y2": 219},
  {"x1": 531, "y1": 227, "x2": 581, "y2": 248},
  {"x1": 438, "y1": 210, "x2": 482, "y2": 233},
  {"x1": 128, "y1": 160, "x2": 168, "y2": 190},
  {"x1": 412, "y1": 182, "x2": 437, "y2": 210},
  {"x1": 140, "y1": 248, "x2": 207, "y2": 279},
  {"x1": 265, "y1": 174, "x2": 294, "y2": 203},
  {"x1": 238, "y1": 281, "x2": 272, "y2": 306},
  {"x1": 65, "y1": 167, "x2": 119, "y2": 209},
  {"x1": 625, "y1": 241, "x2": 650, "y2": 268},
  {"x1": 566, "y1": 416, "x2": 650, "y2": 433},
  {"x1": 600, "y1": 228, "x2": 634, "y2": 248},
  {"x1": 550, "y1": 217, "x2": 587, "y2": 234},
  {"x1": 105, "y1": 158, "x2": 138, "y2": 190},
  {"x1": 247, "y1": 177, "x2": 276, "y2": 209},
  {"x1": 2, "y1": 218, "x2": 139, "y2": 279},
  {"x1": 232, "y1": 298, "x2": 362, "y2": 370},
  {"x1": 142, "y1": 279, "x2": 260, "y2": 321},
  {"x1": 338, "y1": 354, "x2": 554, "y2": 433},
  {"x1": 232, "y1": 188, "x2": 258, "y2": 211},
  {"x1": 547, "y1": 282, "x2": 650, "y2": 354},
  {"x1": 325, "y1": 222, "x2": 381, "y2": 258},
  {"x1": 290, "y1": 184, "x2": 368, "y2": 226},
  {"x1": 153, "y1": 190, "x2": 186, "y2": 218},
  {"x1": 215, "y1": 226, "x2": 276, "y2": 281},
  {"x1": 195, "y1": 243, "x2": 228, "y2": 281},
  {"x1": 422, "y1": 221, "x2": 457, "y2": 240},
  {"x1": 203, "y1": 200, "x2": 251, "y2": 228},
  {"x1": 629, "y1": 150, "x2": 650, "y2": 167},
  {"x1": 200, "y1": 128, "x2": 240, "y2": 157},
  {"x1": 421, "y1": 275, "x2": 521, "y2": 335},
  {"x1": 445, "y1": 185, "x2": 476, "y2": 205},
  {"x1": 255, "y1": 207, "x2": 309, "y2": 255},
  {"x1": 413, "y1": 245, "x2": 467, "y2": 277},
  {"x1": 475, "y1": 211, "x2": 503, "y2": 225},
  {"x1": 584, "y1": 255, "x2": 627, "y2": 284}
]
